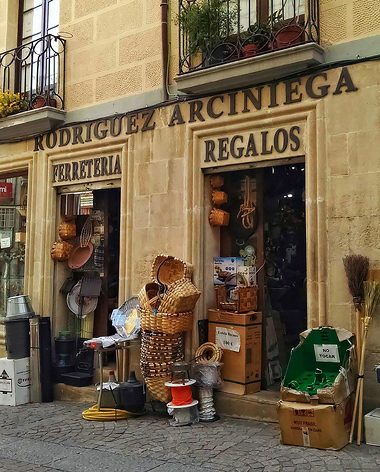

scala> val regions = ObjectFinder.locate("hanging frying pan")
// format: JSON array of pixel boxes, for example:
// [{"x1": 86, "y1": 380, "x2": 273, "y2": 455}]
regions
[{"x1": 67, "y1": 280, "x2": 98, "y2": 317}]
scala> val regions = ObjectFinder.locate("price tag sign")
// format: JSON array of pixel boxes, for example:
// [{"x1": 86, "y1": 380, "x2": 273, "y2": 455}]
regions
[
  {"x1": 0, "y1": 237, "x2": 11, "y2": 249},
  {"x1": 215, "y1": 327, "x2": 241, "y2": 352},
  {"x1": 314, "y1": 344, "x2": 340, "y2": 363},
  {"x1": 0, "y1": 378, "x2": 12, "y2": 393}
]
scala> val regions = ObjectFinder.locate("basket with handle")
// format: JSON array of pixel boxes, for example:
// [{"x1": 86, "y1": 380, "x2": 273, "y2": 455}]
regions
[
  {"x1": 212, "y1": 190, "x2": 228, "y2": 206},
  {"x1": 159, "y1": 278, "x2": 201, "y2": 313},
  {"x1": 140, "y1": 309, "x2": 193, "y2": 334},
  {"x1": 51, "y1": 240, "x2": 73, "y2": 261},
  {"x1": 138, "y1": 282, "x2": 163, "y2": 313},
  {"x1": 151, "y1": 254, "x2": 193, "y2": 286},
  {"x1": 215, "y1": 273, "x2": 258, "y2": 313}
]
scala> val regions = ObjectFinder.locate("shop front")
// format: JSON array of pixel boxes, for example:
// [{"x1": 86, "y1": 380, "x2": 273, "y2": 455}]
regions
[{"x1": 3, "y1": 60, "x2": 379, "y2": 412}]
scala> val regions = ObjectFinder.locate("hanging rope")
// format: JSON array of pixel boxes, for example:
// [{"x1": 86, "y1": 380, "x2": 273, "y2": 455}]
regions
[{"x1": 237, "y1": 176, "x2": 256, "y2": 229}]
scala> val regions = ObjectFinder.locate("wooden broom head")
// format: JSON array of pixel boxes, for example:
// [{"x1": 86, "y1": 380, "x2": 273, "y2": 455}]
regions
[{"x1": 343, "y1": 255, "x2": 369, "y2": 308}]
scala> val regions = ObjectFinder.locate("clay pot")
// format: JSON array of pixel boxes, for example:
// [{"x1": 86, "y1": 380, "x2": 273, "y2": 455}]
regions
[
  {"x1": 68, "y1": 243, "x2": 94, "y2": 270},
  {"x1": 33, "y1": 96, "x2": 57, "y2": 109},
  {"x1": 274, "y1": 25, "x2": 305, "y2": 49}
]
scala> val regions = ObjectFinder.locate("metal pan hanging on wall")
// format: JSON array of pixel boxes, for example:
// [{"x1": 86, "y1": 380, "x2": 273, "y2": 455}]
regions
[{"x1": 67, "y1": 280, "x2": 98, "y2": 317}]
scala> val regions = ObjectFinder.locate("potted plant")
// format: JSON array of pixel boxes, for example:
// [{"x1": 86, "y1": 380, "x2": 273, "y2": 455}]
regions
[
  {"x1": 177, "y1": 0, "x2": 238, "y2": 66},
  {"x1": 270, "y1": 9, "x2": 305, "y2": 49},
  {"x1": 0, "y1": 91, "x2": 29, "y2": 118},
  {"x1": 33, "y1": 92, "x2": 57, "y2": 109},
  {"x1": 241, "y1": 21, "x2": 271, "y2": 58}
]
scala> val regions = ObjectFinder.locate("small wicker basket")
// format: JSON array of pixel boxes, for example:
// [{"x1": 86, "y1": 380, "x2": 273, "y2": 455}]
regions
[
  {"x1": 58, "y1": 221, "x2": 76, "y2": 240},
  {"x1": 140, "y1": 309, "x2": 193, "y2": 334},
  {"x1": 138, "y1": 282, "x2": 163, "y2": 313},
  {"x1": 210, "y1": 175, "x2": 224, "y2": 188},
  {"x1": 212, "y1": 190, "x2": 228, "y2": 206},
  {"x1": 209, "y1": 208, "x2": 230, "y2": 227},
  {"x1": 51, "y1": 240, "x2": 73, "y2": 262},
  {"x1": 151, "y1": 254, "x2": 193, "y2": 285},
  {"x1": 215, "y1": 274, "x2": 258, "y2": 313}
]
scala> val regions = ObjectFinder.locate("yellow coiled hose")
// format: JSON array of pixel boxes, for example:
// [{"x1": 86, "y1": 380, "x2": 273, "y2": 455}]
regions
[{"x1": 82, "y1": 404, "x2": 145, "y2": 421}]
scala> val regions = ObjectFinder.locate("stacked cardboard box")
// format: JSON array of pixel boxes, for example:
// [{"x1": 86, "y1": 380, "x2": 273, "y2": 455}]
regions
[
  {"x1": 208, "y1": 309, "x2": 262, "y2": 395},
  {"x1": 278, "y1": 327, "x2": 356, "y2": 450}
]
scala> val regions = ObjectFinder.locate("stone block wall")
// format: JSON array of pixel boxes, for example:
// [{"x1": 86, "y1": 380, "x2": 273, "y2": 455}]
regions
[{"x1": 60, "y1": 0, "x2": 163, "y2": 110}]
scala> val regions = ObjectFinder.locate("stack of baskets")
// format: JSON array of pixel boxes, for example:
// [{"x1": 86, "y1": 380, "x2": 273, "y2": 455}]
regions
[{"x1": 139, "y1": 255, "x2": 201, "y2": 403}]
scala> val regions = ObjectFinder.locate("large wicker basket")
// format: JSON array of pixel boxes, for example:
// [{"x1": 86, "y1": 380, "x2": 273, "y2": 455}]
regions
[
  {"x1": 140, "y1": 309, "x2": 193, "y2": 334},
  {"x1": 58, "y1": 221, "x2": 76, "y2": 240},
  {"x1": 159, "y1": 278, "x2": 201, "y2": 313},
  {"x1": 145, "y1": 376, "x2": 171, "y2": 403},
  {"x1": 151, "y1": 254, "x2": 193, "y2": 285}
]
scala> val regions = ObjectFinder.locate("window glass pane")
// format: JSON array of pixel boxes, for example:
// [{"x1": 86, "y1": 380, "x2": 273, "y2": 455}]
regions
[
  {"x1": 0, "y1": 176, "x2": 28, "y2": 320},
  {"x1": 271, "y1": 0, "x2": 305, "y2": 19},
  {"x1": 48, "y1": 0, "x2": 60, "y2": 30},
  {"x1": 23, "y1": 7, "x2": 43, "y2": 39},
  {"x1": 240, "y1": 0, "x2": 257, "y2": 30},
  {"x1": 24, "y1": 0, "x2": 43, "y2": 12}
]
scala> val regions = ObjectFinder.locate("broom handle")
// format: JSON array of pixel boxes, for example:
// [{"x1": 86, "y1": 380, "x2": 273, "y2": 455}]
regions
[
  {"x1": 357, "y1": 326, "x2": 369, "y2": 445},
  {"x1": 349, "y1": 378, "x2": 360, "y2": 443},
  {"x1": 356, "y1": 308, "x2": 362, "y2": 365}
]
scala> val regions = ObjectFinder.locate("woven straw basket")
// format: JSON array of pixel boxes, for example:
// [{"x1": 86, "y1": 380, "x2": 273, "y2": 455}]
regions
[
  {"x1": 145, "y1": 376, "x2": 171, "y2": 403},
  {"x1": 209, "y1": 208, "x2": 230, "y2": 227},
  {"x1": 140, "y1": 309, "x2": 193, "y2": 334},
  {"x1": 138, "y1": 282, "x2": 163, "y2": 314},
  {"x1": 51, "y1": 240, "x2": 73, "y2": 261},
  {"x1": 151, "y1": 255, "x2": 193, "y2": 285},
  {"x1": 58, "y1": 221, "x2": 76, "y2": 240},
  {"x1": 159, "y1": 278, "x2": 201, "y2": 313},
  {"x1": 212, "y1": 190, "x2": 228, "y2": 205}
]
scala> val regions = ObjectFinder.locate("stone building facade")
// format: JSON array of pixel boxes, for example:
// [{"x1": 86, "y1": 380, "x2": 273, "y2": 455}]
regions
[{"x1": 0, "y1": 0, "x2": 380, "y2": 412}]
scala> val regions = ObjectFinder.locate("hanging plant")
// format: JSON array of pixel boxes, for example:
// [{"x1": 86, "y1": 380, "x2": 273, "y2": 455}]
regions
[{"x1": 0, "y1": 91, "x2": 29, "y2": 118}]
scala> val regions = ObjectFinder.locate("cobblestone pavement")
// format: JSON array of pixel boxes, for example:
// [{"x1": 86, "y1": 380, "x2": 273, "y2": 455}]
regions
[{"x1": 0, "y1": 402, "x2": 380, "y2": 471}]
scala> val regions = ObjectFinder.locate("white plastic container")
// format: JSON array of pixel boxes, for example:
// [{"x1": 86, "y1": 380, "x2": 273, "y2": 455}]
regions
[
  {"x1": 0, "y1": 357, "x2": 30, "y2": 406},
  {"x1": 365, "y1": 408, "x2": 380, "y2": 446}
]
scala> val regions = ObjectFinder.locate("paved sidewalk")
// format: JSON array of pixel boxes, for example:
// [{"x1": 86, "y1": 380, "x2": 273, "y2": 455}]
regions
[{"x1": 0, "y1": 402, "x2": 380, "y2": 471}]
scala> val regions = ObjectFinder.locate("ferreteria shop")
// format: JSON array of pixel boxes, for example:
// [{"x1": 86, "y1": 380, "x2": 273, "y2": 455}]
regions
[{"x1": 3, "y1": 61, "x2": 380, "y2": 441}]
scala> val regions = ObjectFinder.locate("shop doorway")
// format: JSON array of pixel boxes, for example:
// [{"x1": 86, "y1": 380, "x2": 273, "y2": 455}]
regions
[
  {"x1": 218, "y1": 162, "x2": 306, "y2": 390},
  {"x1": 57, "y1": 187, "x2": 121, "y2": 341}
]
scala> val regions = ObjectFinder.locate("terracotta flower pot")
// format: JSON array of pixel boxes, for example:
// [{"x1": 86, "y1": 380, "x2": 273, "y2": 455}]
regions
[
  {"x1": 33, "y1": 96, "x2": 57, "y2": 109},
  {"x1": 274, "y1": 25, "x2": 305, "y2": 49},
  {"x1": 242, "y1": 44, "x2": 260, "y2": 58}
]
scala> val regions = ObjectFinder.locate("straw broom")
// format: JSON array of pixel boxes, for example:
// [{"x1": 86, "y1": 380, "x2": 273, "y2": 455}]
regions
[
  {"x1": 350, "y1": 280, "x2": 380, "y2": 445},
  {"x1": 343, "y1": 255, "x2": 369, "y2": 366}
]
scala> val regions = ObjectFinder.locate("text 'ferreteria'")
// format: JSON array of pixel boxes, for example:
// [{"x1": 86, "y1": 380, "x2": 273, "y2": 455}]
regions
[{"x1": 35, "y1": 67, "x2": 358, "y2": 152}]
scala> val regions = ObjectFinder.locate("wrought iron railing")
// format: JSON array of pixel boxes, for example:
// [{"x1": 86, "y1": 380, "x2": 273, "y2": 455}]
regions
[
  {"x1": 0, "y1": 34, "x2": 66, "y2": 110},
  {"x1": 178, "y1": 0, "x2": 319, "y2": 74}
]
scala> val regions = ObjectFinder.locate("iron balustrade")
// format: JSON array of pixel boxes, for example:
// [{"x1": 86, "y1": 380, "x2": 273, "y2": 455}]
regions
[
  {"x1": 0, "y1": 34, "x2": 66, "y2": 110},
  {"x1": 178, "y1": 0, "x2": 319, "y2": 74}
]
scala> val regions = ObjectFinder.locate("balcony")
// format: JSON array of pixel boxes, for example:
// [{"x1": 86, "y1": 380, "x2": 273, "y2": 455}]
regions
[
  {"x1": 175, "y1": 0, "x2": 324, "y2": 95},
  {"x1": 0, "y1": 34, "x2": 66, "y2": 143}
]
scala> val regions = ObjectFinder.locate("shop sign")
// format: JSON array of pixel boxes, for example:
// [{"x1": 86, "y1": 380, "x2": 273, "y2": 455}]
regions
[
  {"x1": 52, "y1": 154, "x2": 121, "y2": 184},
  {"x1": 34, "y1": 67, "x2": 358, "y2": 152},
  {"x1": 201, "y1": 124, "x2": 304, "y2": 168},
  {"x1": 0, "y1": 182, "x2": 12, "y2": 198}
]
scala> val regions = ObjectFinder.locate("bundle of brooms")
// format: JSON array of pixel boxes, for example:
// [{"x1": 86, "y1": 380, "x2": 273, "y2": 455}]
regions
[{"x1": 343, "y1": 255, "x2": 380, "y2": 444}]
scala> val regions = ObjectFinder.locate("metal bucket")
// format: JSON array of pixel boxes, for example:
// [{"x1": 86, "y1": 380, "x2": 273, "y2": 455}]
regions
[{"x1": 6, "y1": 295, "x2": 34, "y2": 319}]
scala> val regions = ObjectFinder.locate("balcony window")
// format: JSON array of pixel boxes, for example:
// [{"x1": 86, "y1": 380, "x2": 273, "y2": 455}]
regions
[{"x1": 178, "y1": 0, "x2": 320, "y2": 75}]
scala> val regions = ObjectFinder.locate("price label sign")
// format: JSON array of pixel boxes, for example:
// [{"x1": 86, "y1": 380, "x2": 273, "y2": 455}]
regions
[{"x1": 215, "y1": 327, "x2": 241, "y2": 352}]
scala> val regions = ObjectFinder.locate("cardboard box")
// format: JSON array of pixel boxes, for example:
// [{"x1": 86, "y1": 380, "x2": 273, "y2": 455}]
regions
[
  {"x1": 365, "y1": 408, "x2": 380, "y2": 446},
  {"x1": 0, "y1": 357, "x2": 30, "y2": 406},
  {"x1": 237, "y1": 265, "x2": 257, "y2": 286},
  {"x1": 213, "y1": 257, "x2": 243, "y2": 285},
  {"x1": 281, "y1": 327, "x2": 357, "y2": 405},
  {"x1": 278, "y1": 396, "x2": 352, "y2": 450},
  {"x1": 208, "y1": 309, "x2": 262, "y2": 395}
]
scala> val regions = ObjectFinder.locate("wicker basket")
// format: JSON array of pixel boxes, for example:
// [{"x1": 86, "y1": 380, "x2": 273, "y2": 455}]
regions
[
  {"x1": 212, "y1": 190, "x2": 228, "y2": 205},
  {"x1": 141, "y1": 331, "x2": 183, "y2": 345},
  {"x1": 151, "y1": 255, "x2": 193, "y2": 285},
  {"x1": 140, "y1": 309, "x2": 193, "y2": 334},
  {"x1": 209, "y1": 208, "x2": 230, "y2": 227},
  {"x1": 51, "y1": 240, "x2": 73, "y2": 262},
  {"x1": 58, "y1": 221, "x2": 76, "y2": 240},
  {"x1": 215, "y1": 274, "x2": 258, "y2": 313},
  {"x1": 138, "y1": 283, "x2": 163, "y2": 313},
  {"x1": 210, "y1": 175, "x2": 224, "y2": 188},
  {"x1": 159, "y1": 278, "x2": 201, "y2": 313},
  {"x1": 145, "y1": 376, "x2": 171, "y2": 403}
]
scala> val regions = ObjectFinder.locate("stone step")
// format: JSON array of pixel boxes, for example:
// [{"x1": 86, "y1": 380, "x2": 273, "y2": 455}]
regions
[{"x1": 54, "y1": 382, "x2": 279, "y2": 422}]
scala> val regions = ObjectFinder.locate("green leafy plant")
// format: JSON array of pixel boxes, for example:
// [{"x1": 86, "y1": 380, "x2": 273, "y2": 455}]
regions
[
  {"x1": 0, "y1": 91, "x2": 29, "y2": 118},
  {"x1": 177, "y1": 0, "x2": 239, "y2": 55},
  {"x1": 241, "y1": 21, "x2": 271, "y2": 47}
]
